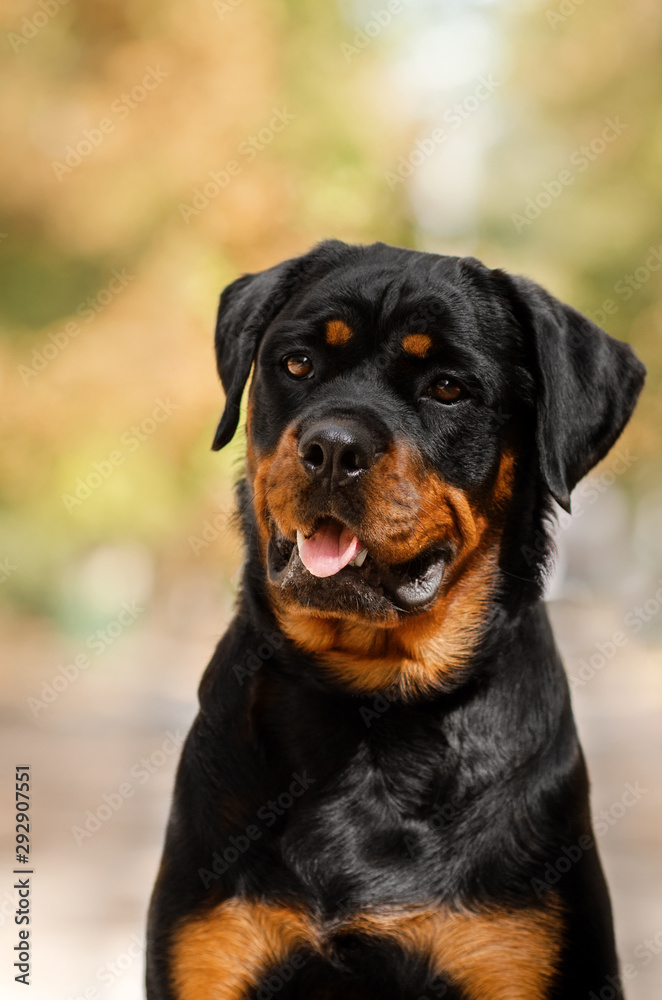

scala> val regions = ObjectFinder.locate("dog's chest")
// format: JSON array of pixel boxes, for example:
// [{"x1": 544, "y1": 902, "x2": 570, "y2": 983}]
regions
[
  {"x1": 254, "y1": 675, "x2": 509, "y2": 908},
  {"x1": 273, "y1": 737, "x2": 456, "y2": 908}
]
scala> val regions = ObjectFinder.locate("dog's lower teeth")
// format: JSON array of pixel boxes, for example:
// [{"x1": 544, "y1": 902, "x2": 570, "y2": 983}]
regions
[{"x1": 350, "y1": 549, "x2": 368, "y2": 568}]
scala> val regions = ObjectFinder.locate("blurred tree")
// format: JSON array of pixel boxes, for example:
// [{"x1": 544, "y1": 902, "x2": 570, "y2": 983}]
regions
[
  {"x1": 0, "y1": 0, "x2": 410, "y2": 620},
  {"x1": 477, "y1": 0, "x2": 661, "y2": 468}
]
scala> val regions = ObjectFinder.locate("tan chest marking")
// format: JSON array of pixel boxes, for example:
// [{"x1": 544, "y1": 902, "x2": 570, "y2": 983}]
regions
[
  {"x1": 171, "y1": 897, "x2": 563, "y2": 1000},
  {"x1": 348, "y1": 901, "x2": 564, "y2": 1000},
  {"x1": 171, "y1": 899, "x2": 317, "y2": 1000}
]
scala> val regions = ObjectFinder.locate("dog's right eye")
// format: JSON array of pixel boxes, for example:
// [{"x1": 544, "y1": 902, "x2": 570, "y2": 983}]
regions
[{"x1": 283, "y1": 354, "x2": 314, "y2": 379}]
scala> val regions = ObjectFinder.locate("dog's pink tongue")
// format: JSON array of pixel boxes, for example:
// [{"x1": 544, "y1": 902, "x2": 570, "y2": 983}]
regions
[{"x1": 298, "y1": 521, "x2": 362, "y2": 578}]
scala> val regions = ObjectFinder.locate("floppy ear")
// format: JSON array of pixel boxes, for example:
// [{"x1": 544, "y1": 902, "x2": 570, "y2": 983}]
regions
[
  {"x1": 211, "y1": 240, "x2": 351, "y2": 450},
  {"x1": 211, "y1": 260, "x2": 299, "y2": 450},
  {"x1": 500, "y1": 273, "x2": 645, "y2": 512}
]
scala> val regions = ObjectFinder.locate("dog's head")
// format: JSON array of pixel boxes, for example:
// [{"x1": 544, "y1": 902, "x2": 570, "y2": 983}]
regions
[{"x1": 212, "y1": 241, "x2": 645, "y2": 692}]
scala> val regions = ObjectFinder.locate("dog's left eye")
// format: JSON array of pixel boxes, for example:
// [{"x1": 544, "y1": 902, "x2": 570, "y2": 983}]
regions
[
  {"x1": 427, "y1": 378, "x2": 464, "y2": 403},
  {"x1": 283, "y1": 354, "x2": 314, "y2": 379}
]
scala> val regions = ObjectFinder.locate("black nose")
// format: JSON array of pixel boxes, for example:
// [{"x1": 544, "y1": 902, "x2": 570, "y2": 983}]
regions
[{"x1": 298, "y1": 420, "x2": 379, "y2": 486}]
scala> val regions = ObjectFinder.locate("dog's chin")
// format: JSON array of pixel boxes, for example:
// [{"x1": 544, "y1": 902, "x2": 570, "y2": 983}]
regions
[{"x1": 266, "y1": 527, "x2": 447, "y2": 624}]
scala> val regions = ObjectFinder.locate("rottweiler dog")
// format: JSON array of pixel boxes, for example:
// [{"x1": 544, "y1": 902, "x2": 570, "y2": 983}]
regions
[{"x1": 146, "y1": 240, "x2": 645, "y2": 999}]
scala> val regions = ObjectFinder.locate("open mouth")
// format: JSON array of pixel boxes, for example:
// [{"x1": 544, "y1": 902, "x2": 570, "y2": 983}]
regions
[{"x1": 266, "y1": 517, "x2": 446, "y2": 616}]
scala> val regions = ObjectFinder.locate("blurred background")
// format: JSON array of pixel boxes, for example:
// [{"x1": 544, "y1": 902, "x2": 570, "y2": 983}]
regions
[{"x1": 0, "y1": 0, "x2": 661, "y2": 996}]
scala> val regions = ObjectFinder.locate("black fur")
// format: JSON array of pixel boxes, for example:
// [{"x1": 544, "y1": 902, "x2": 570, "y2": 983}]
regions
[{"x1": 147, "y1": 241, "x2": 645, "y2": 999}]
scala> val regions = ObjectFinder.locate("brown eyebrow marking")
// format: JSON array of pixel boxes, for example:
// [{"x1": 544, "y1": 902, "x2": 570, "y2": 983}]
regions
[
  {"x1": 325, "y1": 319, "x2": 353, "y2": 346},
  {"x1": 402, "y1": 333, "x2": 433, "y2": 357}
]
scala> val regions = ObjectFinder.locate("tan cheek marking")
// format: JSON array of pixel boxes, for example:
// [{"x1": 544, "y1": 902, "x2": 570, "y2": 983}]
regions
[
  {"x1": 325, "y1": 319, "x2": 354, "y2": 346},
  {"x1": 249, "y1": 425, "x2": 302, "y2": 558},
  {"x1": 171, "y1": 899, "x2": 317, "y2": 1000},
  {"x1": 348, "y1": 901, "x2": 564, "y2": 1000},
  {"x1": 402, "y1": 333, "x2": 433, "y2": 357},
  {"x1": 491, "y1": 447, "x2": 516, "y2": 511}
]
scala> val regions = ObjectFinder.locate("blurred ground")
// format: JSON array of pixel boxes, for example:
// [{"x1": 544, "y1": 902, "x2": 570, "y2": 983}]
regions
[{"x1": 1, "y1": 483, "x2": 661, "y2": 999}]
